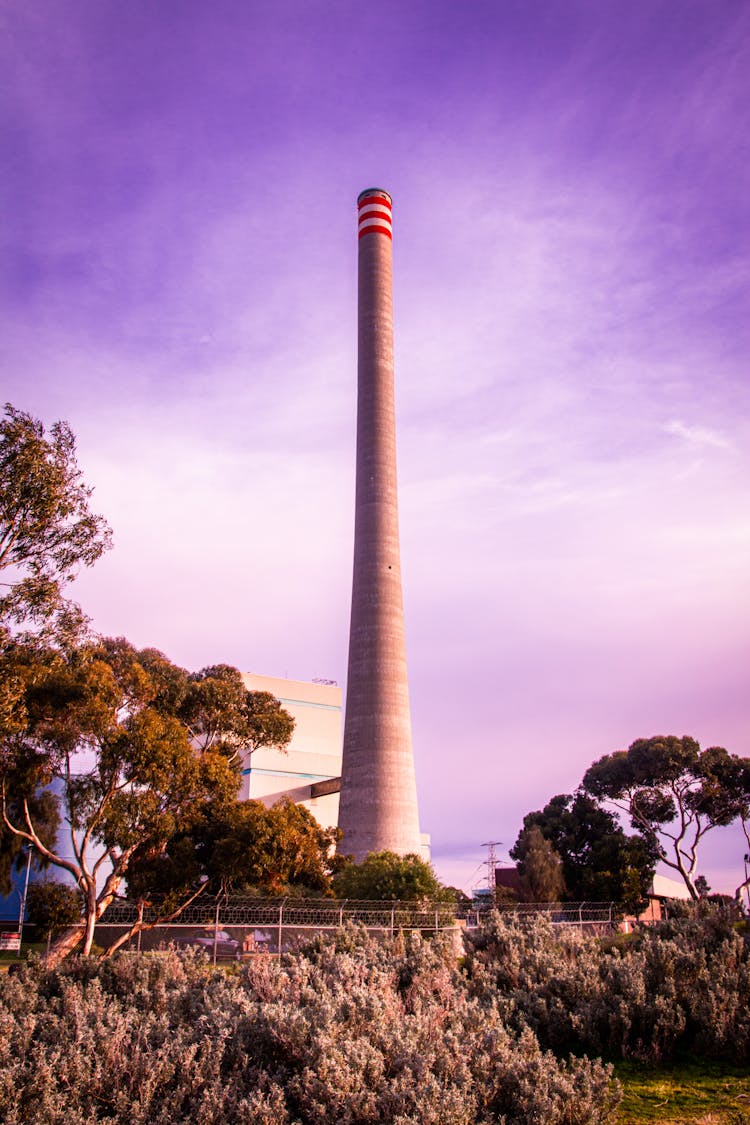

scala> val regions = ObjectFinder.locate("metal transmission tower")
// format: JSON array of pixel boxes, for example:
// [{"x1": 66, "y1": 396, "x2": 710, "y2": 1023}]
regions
[
  {"x1": 338, "y1": 189, "x2": 422, "y2": 862},
  {"x1": 482, "y1": 841, "x2": 502, "y2": 895}
]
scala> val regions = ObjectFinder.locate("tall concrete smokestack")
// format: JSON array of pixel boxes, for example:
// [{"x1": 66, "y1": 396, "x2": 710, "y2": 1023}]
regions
[{"x1": 337, "y1": 188, "x2": 422, "y2": 862}]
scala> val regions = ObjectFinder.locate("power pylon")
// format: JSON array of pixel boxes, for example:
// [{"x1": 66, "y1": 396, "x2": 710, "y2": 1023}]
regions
[{"x1": 482, "y1": 841, "x2": 502, "y2": 894}]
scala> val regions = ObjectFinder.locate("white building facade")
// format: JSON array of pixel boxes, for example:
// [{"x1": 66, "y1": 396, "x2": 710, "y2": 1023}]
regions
[{"x1": 238, "y1": 673, "x2": 342, "y2": 831}]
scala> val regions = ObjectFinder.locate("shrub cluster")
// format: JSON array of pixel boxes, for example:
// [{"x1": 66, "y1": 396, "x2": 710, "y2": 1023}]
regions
[
  {"x1": 3, "y1": 912, "x2": 741, "y2": 1122},
  {"x1": 464, "y1": 910, "x2": 750, "y2": 1064},
  {"x1": 0, "y1": 928, "x2": 618, "y2": 1125}
]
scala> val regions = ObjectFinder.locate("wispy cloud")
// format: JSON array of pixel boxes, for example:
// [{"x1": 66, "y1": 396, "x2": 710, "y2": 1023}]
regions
[{"x1": 664, "y1": 419, "x2": 731, "y2": 449}]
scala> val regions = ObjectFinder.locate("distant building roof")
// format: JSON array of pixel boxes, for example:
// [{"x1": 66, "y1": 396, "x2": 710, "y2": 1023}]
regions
[{"x1": 651, "y1": 873, "x2": 693, "y2": 901}]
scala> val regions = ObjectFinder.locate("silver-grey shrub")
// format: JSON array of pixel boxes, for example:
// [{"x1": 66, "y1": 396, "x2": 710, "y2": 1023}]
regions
[
  {"x1": 464, "y1": 910, "x2": 750, "y2": 1063},
  {"x1": 0, "y1": 930, "x2": 619, "y2": 1124}
]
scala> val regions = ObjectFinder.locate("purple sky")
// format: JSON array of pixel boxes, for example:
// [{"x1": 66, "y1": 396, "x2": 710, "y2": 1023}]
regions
[{"x1": 3, "y1": 0, "x2": 749, "y2": 894}]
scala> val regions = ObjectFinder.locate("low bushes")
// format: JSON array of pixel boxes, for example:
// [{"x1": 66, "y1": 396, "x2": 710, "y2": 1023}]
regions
[
  {"x1": 464, "y1": 910, "x2": 750, "y2": 1064},
  {"x1": 2, "y1": 911, "x2": 743, "y2": 1122},
  {"x1": 0, "y1": 929, "x2": 618, "y2": 1124}
]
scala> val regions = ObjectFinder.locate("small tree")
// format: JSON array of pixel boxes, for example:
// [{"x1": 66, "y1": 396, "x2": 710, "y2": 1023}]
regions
[
  {"x1": 333, "y1": 850, "x2": 448, "y2": 901},
  {"x1": 511, "y1": 792, "x2": 656, "y2": 908},
  {"x1": 583, "y1": 736, "x2": 750, "y2": 900},
  {"x1": 0, "y1": 638, "x2": 294, "y2": 963},
  {"x1": 514, "y1": 825, "x2": 567, "y2": 903}
]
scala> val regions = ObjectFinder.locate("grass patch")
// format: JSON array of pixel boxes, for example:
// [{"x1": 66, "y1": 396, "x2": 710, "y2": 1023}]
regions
[
  {"x1": 0, "y1": 942, "x2": 47, "y2": 968},
  {"x1": 615, "y1": 1058, "x2": 750, "y2": 1124}
]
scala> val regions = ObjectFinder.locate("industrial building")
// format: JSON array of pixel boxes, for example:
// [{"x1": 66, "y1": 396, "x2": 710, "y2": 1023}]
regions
[{"x1": 238, "y1": 673, "x2": 342, "y2": 832}]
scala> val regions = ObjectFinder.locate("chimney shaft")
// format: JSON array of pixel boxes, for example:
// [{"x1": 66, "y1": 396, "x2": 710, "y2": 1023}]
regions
[{"x1": 337, "y1": 189, "x2": 422, "y2": 862}]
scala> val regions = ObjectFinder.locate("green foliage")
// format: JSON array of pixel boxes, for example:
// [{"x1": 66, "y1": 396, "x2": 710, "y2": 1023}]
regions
[
  {"x1": 0, "y1": 791, "x2": 59, "y2": 897},
  {"x1": 0, "y1": 636, "x2": 296, "y2": 960},
  {"x1": 511, "y1": 792, "x2": 656, "y2": 909},
  {"x1": 614, "y1": 1058, "x2": 750, "y2": 1123},
  {"x1": 26, "y1": 882, "x2": 82, "y2": 939},
  {"x1": 179, "y1": 665, "x2": 295, "y2": 762},
  {"x1": 442, "y1": 885, "x2": 473, "y2": 906},
  {"x1": 205, "y1": 797, "x2": 339, "y2": 894},
  {"x1": 0, "y1": 931, "x2": 620, "y2": 1124},
  {"x1": 0, "y1": 403, "x2": 110, "y2": 890},
  {"x1": 583, "y1": 735, "x2": 750, "y2": 899},
  {"x1": 129, "y1": 796, "x2": 340, "y2": 901},
  {"x1": 333, "y1": 850, "x2": 448, "y2": 901},
  {"x1": 514, "y1": 824, "x2": 567, "y2": 902},
  {"x1": 0, "y1": 403, "x2": 111, "y2": 638},
  {"x1": 464, "y1": 909, "x2": 750, "y2": 1065}
]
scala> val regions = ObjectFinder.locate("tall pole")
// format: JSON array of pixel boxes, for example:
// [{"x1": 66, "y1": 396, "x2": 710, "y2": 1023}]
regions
[
  {"x1": 338, "y1": 189, "x2": 421, "y2": 862},
  {"x1": 482, "y1": 841, "x2": 501, "y2": 897},
  {"x1": 17, "y1": 845, "x2": 33, "y2": 955}
]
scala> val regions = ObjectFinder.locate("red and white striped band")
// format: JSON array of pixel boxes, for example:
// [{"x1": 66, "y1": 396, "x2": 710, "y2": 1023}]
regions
[{"x1": 357, "y1": 190, "x2": 392, "y2": 240}]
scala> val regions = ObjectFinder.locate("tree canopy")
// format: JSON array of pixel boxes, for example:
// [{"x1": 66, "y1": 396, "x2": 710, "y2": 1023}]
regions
[
  {"x1": 0, "y1": 637, "x2": 295, "y2": 962},
  {"x1": 0, "y1": 403, "x2": 112, "y2": 639},
  {"x1": 333, "y1": 850, "x2": 448, "y2": 902},
  {"x1": 583, "y1": 735, "x2": 750, "y2": 900},
  {"x1": 512, "y1": 824, "x2": 567, "y2": 903},
  {"x1": 511, "y1": 792, "x2": 657, "y2": 910},
  {"x1": 178, "y1": 663, "x2": 295, "y2": 763},
  {"x1": 125, "y1": 797, "x2": 339, "y2": 903}
]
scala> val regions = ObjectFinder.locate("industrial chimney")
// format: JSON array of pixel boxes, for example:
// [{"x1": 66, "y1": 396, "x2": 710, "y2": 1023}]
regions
[{"x1": 337, "y1": 189, "x2": 422, "y2": 862}]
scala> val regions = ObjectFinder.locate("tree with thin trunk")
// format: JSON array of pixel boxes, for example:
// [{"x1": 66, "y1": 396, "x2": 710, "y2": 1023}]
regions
[
  {"x1": 0, "y1": 403, "x2": 111, "y2": 892},
  {"x1": 0, "y1": 638, "x2": 294, "y2": 965},
  {"x1": 583, "y1": 735, "x2": 750, "y2": 901}
]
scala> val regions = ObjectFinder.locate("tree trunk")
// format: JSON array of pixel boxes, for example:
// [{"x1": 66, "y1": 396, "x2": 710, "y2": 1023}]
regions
[
  {"x1": 80, "y1": 888, "x2": 99, "y2": 955},
  {"x1": 44, "y1": 922, "x2": 86, "y2": 967},
  {"x1": 44, "y1": 876, "x2": 124, "y2": 968}
]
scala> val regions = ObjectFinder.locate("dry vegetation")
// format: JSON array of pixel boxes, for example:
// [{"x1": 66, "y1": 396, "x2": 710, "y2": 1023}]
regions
[{"x1": 0, "y1": 911, "x2": 747, "y2": 1123}]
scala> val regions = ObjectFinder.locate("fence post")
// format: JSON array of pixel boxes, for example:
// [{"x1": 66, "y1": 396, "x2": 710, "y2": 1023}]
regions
[
  {"x1": 212, "y1": 897, "x2": 222, "y2": 966},
  {"x1": 17, "y1": 846, "x2": 33, "y2": 957},
  {"x1": 390, "y1": 904, "x2": 395, "y2": 936},
  {"x1": 339, "y1": 900, "x2": 345, "y2": 927},
  {"x1": 136, "y1": 900, "x2": 144, "y2": 954},
  {"x1": 278, "y1": 899, "x2": 285, "y2": 955}
]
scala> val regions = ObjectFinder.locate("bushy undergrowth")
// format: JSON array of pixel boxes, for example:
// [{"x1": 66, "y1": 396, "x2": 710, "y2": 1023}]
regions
[
  {"x1": 0, "y1": 928, "x2": 618, "y2": 1125},
  {"x1": 464, "y1": 910, "x2": 750, "y2": 1064},
  {"x1": 3, "y1": 912, "x2": 741, "y2": 1122}
]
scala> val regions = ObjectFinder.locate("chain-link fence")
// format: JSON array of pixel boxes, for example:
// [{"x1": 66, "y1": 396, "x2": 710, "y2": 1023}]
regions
[
  {"x1": 466, "y1": 900, "x2": 617, "y2": 932},
  {"x1": 93, "y1": 896, "x2": 617, "y2": 961}
]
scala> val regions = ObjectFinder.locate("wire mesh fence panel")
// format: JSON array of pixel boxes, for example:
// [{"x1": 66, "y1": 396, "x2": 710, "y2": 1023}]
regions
[
  {"x1": 465, "y1": 901, "x2": 616, "y2": 930},
  {"x1": 94, "y1": 897, "x2": 617, "y2": 959}
]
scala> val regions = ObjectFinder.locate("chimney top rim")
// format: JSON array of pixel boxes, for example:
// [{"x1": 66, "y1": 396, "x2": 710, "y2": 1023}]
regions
[{"x1": 357, "y1": 188, "x2": 392, "y2": 205}]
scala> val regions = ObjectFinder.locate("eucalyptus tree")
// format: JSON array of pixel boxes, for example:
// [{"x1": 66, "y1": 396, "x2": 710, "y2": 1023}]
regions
[
  {"x1": 0, "y1": 403, "x2": 111, "y2": 639},
  {"x1": 0, "y1": 639, "x2": 295, "y2": 963},
  {"x1": 0, "y1": 403, "x2": 112, "y2": 891},
  {"x1": 583, "y1": 736, "x2": 750, "y2": 901}
]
